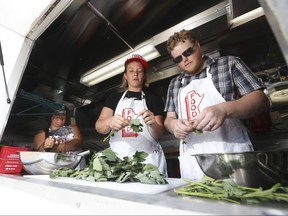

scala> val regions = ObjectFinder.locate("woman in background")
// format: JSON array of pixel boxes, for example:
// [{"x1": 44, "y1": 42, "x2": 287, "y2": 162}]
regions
[{"x1": 33, "y1": 108, "x2": 86, "y2": 168}]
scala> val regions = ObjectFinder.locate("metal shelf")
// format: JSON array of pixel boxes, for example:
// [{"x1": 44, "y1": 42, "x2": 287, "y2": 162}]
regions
[{"x1": 14, "y1": 89, "x2": 65, "y2": 116}]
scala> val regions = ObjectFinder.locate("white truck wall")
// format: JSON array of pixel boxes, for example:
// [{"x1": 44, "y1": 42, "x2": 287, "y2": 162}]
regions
[
  {"x1": 0, "y1": 0, "x2": 74, "y2": 140},
  {"x1": 0, "y1": 28, "x2": 33, "y2": 139}
]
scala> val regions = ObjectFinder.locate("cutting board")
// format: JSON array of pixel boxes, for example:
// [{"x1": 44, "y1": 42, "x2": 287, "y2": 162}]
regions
[{"x1": 23, "y1": 175, "x2": 188, "y2": 195}]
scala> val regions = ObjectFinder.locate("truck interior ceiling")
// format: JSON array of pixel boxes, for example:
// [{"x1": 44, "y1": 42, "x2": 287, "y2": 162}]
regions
[{"x1": 1, "y1": 0, "x2": 288, "y2": 163}]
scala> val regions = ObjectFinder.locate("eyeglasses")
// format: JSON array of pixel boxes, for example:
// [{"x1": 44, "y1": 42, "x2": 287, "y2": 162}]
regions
[{"x1": 172, "y1": 43, "x2": 196, "y2": 64}]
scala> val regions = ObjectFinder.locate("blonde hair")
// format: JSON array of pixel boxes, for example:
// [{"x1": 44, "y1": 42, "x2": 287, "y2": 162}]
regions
[{"x1": 167, "y1": 29, "x2": 197, "y2": 54}]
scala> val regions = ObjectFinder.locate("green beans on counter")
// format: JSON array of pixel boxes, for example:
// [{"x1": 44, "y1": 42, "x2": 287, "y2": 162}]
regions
[{"x1": 174, "y1": 176, "x2": 288, "y2": 204}]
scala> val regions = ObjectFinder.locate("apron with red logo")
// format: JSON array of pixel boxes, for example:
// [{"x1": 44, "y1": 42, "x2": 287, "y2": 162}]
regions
[
  {"x1": 109, "y1": 91, "x2": 167, "y2": 176},
  {"x1": 177, "y1": 67, "x2": 253, "y2": 180}
]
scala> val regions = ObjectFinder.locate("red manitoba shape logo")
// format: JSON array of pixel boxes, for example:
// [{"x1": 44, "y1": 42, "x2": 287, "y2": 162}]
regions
[
  {"x1": 185, "y1": 90, "x2": 204, "y2": 122},
  {"x1": 121, "y1": 108, "x2": 139, "y2": 137}
]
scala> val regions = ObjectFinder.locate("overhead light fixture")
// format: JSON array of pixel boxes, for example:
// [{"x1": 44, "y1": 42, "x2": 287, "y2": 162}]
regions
[
  {"x1": 80, "y1": 42, "x2": 160, "y2": 87},
  {"x1": 230, "y1": 7, "x2": 264, "y2": 29}
]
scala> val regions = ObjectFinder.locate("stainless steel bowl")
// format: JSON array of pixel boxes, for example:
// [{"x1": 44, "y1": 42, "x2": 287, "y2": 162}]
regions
[
  {"x1": 19, "y1": 151, "x2": 83, "y2": 175},
  {"x1": 194, "y1": 151, "x2": 288, "y2": 189}
]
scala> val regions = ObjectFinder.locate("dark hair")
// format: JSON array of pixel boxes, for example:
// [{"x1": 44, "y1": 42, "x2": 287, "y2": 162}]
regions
[
  {"x1": 167, "y1": 29, "x2": 197, "y2": 54},
  {"x1": 49, "y1": 107, "x2": 71, "y2": 126}
]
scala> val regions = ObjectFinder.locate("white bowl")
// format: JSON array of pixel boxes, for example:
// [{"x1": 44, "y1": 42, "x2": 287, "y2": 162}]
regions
[{"x1": 19, "y1": 151, "x2": 82, "y2": 175}]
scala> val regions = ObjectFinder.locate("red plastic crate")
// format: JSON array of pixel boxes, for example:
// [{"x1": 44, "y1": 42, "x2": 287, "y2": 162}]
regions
[{"x1": 0, "y1": 146, "x2": 29, "y2": 174}]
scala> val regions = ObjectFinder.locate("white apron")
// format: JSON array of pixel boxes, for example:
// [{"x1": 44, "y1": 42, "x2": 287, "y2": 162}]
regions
[
  {"x1": 178, "y1": 67, "x2": 253, "y2": 180},
  {"x1": 109, "y1": 91, "x2": 167, "y2": 176}
]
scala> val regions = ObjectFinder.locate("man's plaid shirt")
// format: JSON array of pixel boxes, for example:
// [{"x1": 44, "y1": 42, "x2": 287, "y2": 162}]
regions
[{"x1": 164, "y1": 55, "x2": 265, "y2": 117}]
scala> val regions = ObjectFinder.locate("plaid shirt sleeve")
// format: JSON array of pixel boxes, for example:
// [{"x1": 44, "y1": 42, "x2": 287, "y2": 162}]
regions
[
  {"x1": 231, "y1": 56, "x2": 265, "y2": 95},
  {"x1": 164, "y1": 77, "x2": 176, "y2": 113},
  {"x1": 212, "y1": 56, "x2": 266, "y2": 101},
  {"x1": 164, "y1": 75, "x2": 183, "y2": 116}
]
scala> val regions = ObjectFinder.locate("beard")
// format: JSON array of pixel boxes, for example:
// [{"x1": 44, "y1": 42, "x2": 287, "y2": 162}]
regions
[{"x1": 183, "y1": 59, "x2": 204, "y2": 75}]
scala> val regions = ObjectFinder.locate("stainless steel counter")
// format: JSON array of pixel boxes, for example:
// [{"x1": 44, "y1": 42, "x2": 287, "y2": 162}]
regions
[{"x1": 1, "y1": 174, "x2": 288, "y2": 215}]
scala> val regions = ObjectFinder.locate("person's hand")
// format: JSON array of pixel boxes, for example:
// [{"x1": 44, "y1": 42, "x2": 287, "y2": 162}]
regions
[
  {"x1": 43, "y1": 136, "x2": 55, "y2": 150},
  {"x1": 192, "y1": 104, "x2": 227, "y2": 131},
  {"x1": 172, "y1": 119, "x2": 194, "y2": 139},
  {"x1": 108, "y1": 114, "x2": 130, "y2": 131},
  {"x1": 137, "y1": 109, "x2": 155, "y2": 125}
]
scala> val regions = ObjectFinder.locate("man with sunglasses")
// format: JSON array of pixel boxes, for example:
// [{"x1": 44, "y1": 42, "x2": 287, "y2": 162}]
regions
[{"x1": 164, "y1": 29, "x2": 270, "y2": 180}]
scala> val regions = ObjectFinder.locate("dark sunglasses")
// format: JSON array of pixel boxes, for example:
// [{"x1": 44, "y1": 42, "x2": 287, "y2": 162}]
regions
[{"x1": 172, "y1": 43, "x2": 196, "y2": 64}]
